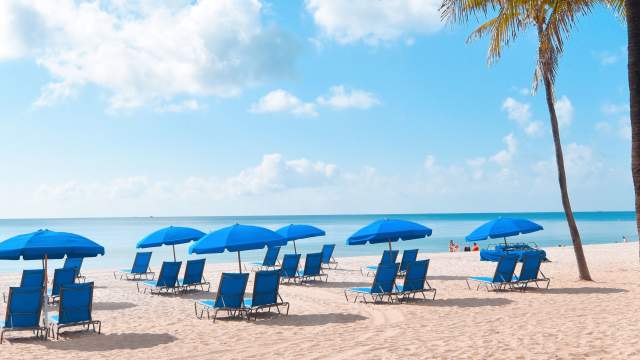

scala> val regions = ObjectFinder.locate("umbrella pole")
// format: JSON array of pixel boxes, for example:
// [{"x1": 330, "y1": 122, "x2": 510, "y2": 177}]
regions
[
  {"x1": 43, "y1": 254, "x2": 48, "y2": 327},
  {"x1": 388, "y1": 240, "x2": 392, "y2": 252},
  {"x1": 504, "y1": 237, "x2": 508, "y2": 247},
  {"x1": 237, "y1": 251, "x2": 242, "y2": 273},
  {"x1": 293, "y1": 240, "x2": 297, "y2": 255},
  {"x1": 172, "y1": 244, "x2": 176, "y2": 262}
]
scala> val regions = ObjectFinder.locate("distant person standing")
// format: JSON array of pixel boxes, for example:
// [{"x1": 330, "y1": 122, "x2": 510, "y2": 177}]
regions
[
  {"x1": 623, "y1": 236, "x2": 628, "y2": 243},
  {"x1": 449, "y1": 240, "x2": 459, "y2": 252},
  {"x1": 472, "y1": 242, "x2": 480, "y2": 251}
]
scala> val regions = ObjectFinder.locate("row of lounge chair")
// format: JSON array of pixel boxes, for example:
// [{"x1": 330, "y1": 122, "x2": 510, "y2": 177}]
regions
[
  {"x1": 0, "y1": 282, "x2": 100, "y2": 343},
  {"x1": 136, "y1": 259, "x2": 210, "y2": 294},
  {"x1": 467, "y1": 253, "x2": 550, "y2": 291},
  {"x1": 248, "y1": 244, "x2": 338, "y2": 271}
]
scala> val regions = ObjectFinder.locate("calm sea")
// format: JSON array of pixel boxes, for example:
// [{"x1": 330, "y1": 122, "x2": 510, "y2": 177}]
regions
[{"x1": 0, "y1": 212, "x2": 635, "y2": 272}]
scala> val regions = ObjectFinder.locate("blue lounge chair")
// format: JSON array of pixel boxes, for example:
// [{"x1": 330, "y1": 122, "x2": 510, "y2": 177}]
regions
[
  {"x1": 296, "y1": 252, "x2": 328, "y2": 283},
  {"x1": 243, "y1": 270, "x2": 289, "y2": 320},
  {"x1": 397, "y1": 249, "x2": 419, "y2": 276},
  {"x1": 114, "y1": 251, "x2": 155, "y2": 280},
  {"x1": 0, "y1": 287, "x2": 46, "y2": 343},
  {"x1": 48, "y1": 268, "x2": 76, "y2": 303},
  {"x1": 279, "y1": 253, "x2": 301, "y2": 284},
  {"x1": 48, "y1": 282, "x2": 101, "y2": 339},
  {"x1": 138, "y1": 261, "x2": 182, "y2": 294},
  {"x1": 195, "y1": 272, "x2": 249, "y2": 322},
  {"x1": 513, "y1": 253, "x2": 550, "y2": 291},
  {"x1": 345, "y1": 263, "x2": 399, "y2": 303},
  {"x1": 320, "y1": 244, "x2": 338, "y2": 269},
  {"x1": 362, "y1": 249, "x2": 401, "y2": 276},
  {"x1": 247, "y1": 246, "x2": 281, "y2": 271},
  {"x1": 179, "y1": 259, "x2": 210, "y2": 292},
  {"x1": 3, "y1": 269, "x2": 45, "y2": 303},
  {"x1": 64, "y1": 257, "x2": 86, "y2": 282},
  {"x1": 396, "y1": 259, "x2": 436, "y2": 301},
  {"x1": 466, "y1": 254, "x2": 518, "y2": 291}
]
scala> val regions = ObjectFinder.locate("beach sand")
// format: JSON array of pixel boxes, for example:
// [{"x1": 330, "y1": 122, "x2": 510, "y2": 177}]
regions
[{"x1": 1, "y1": 241, "x2": 639, "y2": 359}]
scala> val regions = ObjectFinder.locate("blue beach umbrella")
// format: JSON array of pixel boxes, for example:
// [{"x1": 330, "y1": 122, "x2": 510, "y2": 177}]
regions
[
  {"x1": 347, "y1": 219, "x2": 433, "y2": 250},
  {"x1": 465, "y1": 217, "x2": 544, "y2": 244},
  {"x1": 276, "y1": 224, "x2": 326, "y2": 254},
  {"x1": 189, "y1": 224, "x2": 286, "y2": 272},
  {"x1": 137, "y1": 226, "x2": 205, "y2": 261},
  {"x1": 0, "y1": 229, "x2": 105, "y2": 325}
]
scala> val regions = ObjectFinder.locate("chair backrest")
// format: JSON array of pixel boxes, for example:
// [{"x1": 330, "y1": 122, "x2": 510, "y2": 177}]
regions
[
  {"x1": 57, "y1": 282, "x2": 94, "y2": 325},
  {"x1": 131, "y1": 252, "x2": 153, "y2": 274},
  {"x1": 182, "y1": 259, "x2": 206, "y2": 285},
  {"x1": 262, "y1": 246, "x2": 281, "y2": 267},
  {"x1": 63, "y1": 257, "x2": 83, "y2": 274},
  {"x1": 380, "y1": 250, "x2": 399, "y2": 264},
  {"x1": 156, "y1": 261, "x2": 182, "y2": 288},
  {"x1": 320, "y1": 244, "x2": 335, "y2": 264},
  {"x1": 492, "y1": 255, "x2": 518, "y2": 283},
  {"x1": 399, "y1": 249, "x2": 419, "y2": 272},
  {"x1": 518, "y1": 253, "x2": 543, "y2": 281},
  {"x1": 51, "y1": 268, "x2": 76, "y2": 297},
  {"x1": 280, "y1": 254, "x2": 301, "y2": 277},
  {"x1": 20, "y1": 269, "x2": 45, "y2": 288},
  {"x1": 402, "y1": 259, "x2": 429, "y2": 292},
  {"x1": 4, "y1": 287, "x2": 43, "y2": 329},
  {"x1": 371, "y1": 263, "x2": 399, "y2": 294},
  {"x1": 215, "y1": 272, "x2": 249, "y2": 309},
  {"x1": 250, "y1": 270, "x2": 280, "y2": 307},
  {"x1": 302, "y1": 252, "x2": 322, "y2": 276}
]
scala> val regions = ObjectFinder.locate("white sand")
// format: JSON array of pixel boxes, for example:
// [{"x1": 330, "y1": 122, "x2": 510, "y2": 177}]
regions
[{"x1": 1, "y1": 242, "x2": 639, "y2": 359}]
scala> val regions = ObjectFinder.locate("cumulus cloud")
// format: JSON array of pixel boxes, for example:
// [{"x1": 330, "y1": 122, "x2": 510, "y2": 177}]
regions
[
  {"x1": 305, "y1": 0, "x2": 442, "y2": 45},
  {"x1": 502, "y1": 97, "x2": 543, "y2": 136},
  {"x1": 555, "y1": 95, "x2": 574, "y2": 128},
  {"x1": 251, "y1": 85, "x2": 378, "y2": 116},
  {"x1": 490, "y1": 133, "x2": 517, "y2": 167},
  {"x1": 250, "y1": 89, "x2": 317, "y2": 117},
  {"x1": 316, "y1": 85, "x2": 380, "y2": 110},
  {"x1": 594, "y1": 47, "x2": 626, "y2": 66},
  {"x1": 0, "y1": 0, "x2": 299, "y2": 110},
  {"x1": 599, "y1": 102, "x2": 631, "y2": 140},
  {"x1": 156, "y1": 99, "x2": 204, "y2": 113}
]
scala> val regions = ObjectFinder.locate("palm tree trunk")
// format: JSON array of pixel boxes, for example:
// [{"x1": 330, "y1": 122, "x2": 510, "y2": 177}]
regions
[
  {"x1": 541, "y1": 72, "x2": 592, "y2": 281},
  {"x1": 626, "y1": 1, "x2": 640, "y2": 262}
]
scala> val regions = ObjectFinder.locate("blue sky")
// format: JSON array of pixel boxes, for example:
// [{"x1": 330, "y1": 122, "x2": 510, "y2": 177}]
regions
[{"x1": 0, "y1": 0, "x2": 631, "y2": 218}]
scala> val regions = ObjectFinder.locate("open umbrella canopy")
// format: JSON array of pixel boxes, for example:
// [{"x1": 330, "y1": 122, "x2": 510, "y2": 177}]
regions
[
  {"x1": 137, "y1": 226, "x2": 205, "y2": 248},
  {"x1": 189, "y1": 224, "x2": 286, "y2": 254},
  {"x1": 465, "y1": 217, "x2": 543, "y2": 242},
  {"x1": 347, "y1": 219, "x2": 432, "y2": 246},
  {"x1": 0, "y1": 229, "x2": 105, "y2": 260},
  {"x1": 276, "y1": 224, "x2": 325, "y2": 241}
]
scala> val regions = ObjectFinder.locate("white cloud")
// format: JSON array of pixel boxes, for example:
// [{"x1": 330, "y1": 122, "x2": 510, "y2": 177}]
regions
[
  {"x1": 555, "y1": 95, "x2": 574, "y2": 128},
  {"x1": 424, "y1": 155, "x2": 436, "y2": 170},
  {"x1": 524, "y1": 121, "x2": 543, "y2": 137},
  {"x1": 316, "y1": 85, "x2": 380, "y2": 110},
  {"x1": 594, "y1": 47, "x2": 626, "y2": 66},
  {"x1": 250, "y1": 89, "x2": 318, "y2": 117},
  {"x1": 0, "y1": 0, "x2": 299, "y2": 110},
  {"x1": 595, "y1": 121, "x2": 612, "y2": 134},
  {"x1": 305, "y1": 0, "x2": 442, "y2": 45},
  {"x1": 619, "y1": 118, "x2": 631, "y2": 140},
  {"x1": 502, "y1": 97, "x2": 531, "y2": 125},
  {"x1": 156, "y1": 99, "x2": 204, "y2": 113},
  {"x1": 490, "y1": 133, "x2": 517, "y2": 167},
  {"x1": 601, "y1": 102, "x2": 629, "y2": 115},
  {"x1": 518, "y1": 87, "x2": 532, "y2": 96}
]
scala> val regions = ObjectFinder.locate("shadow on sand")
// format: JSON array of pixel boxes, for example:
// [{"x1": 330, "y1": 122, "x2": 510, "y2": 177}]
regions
[
  {"x1": 537, "y1": 287, "x2": 627, "y2": 295},
  {"x1": 426, "y1": 275, "x2": 468, "y2": 281},
  {"x1": 314, "y1": 281, "x2": 371, "y2": 289},
  {"x1": 256, "y1": 313, "x2": 368, "y2": 327},
  {"x1": 416, "y1": 297, "x2": 513, "y2": 308},
  {"x1": 24, "y1": 333, "x2": 177, "y2": 351},
  {"x1": 93, "y1": 301, "x2": 137, "y2": 311}
]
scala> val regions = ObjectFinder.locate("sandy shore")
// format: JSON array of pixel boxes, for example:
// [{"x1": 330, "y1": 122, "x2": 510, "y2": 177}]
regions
[{"x1": 1, "y1": 242, "x2": 639, "y2": 359}]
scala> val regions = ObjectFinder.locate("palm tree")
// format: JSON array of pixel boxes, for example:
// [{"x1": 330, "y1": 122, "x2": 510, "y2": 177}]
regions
[
  {"x1": 610, "y1": 1, "x2": 640, "y2": 261},
  {"x1": 440, "y1": 1, "x2": 592, "y2": 280}
]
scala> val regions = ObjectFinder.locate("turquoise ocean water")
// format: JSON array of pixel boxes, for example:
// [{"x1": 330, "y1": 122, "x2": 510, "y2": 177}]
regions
[{"x1": 0, "y1": 212, "x2": 635, "y2": 273}]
